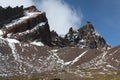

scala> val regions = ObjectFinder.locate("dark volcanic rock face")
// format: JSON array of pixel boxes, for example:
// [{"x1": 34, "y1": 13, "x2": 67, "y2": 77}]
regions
[
  {"x1": 50, "y1": 30, "x2": 69, "y2": 47},
  {"x1": 0, "y1": 6, "x2": 51, "y2": 46},
  {"x1": 0, "y1": 6, "x2": 24, "y2": 28}
]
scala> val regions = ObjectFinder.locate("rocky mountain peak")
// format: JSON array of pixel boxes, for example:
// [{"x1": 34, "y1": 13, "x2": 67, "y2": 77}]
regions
[
  {"x1": 24, "y1": 5, "x2": 38, "y2": 12},
  {"x1": 84, "y1": 21, "x2": 95, "y2": 30},
  {"x1": 0, "y1": 6, "x2": 51, "y2": 46},
  {"x1": 65, "y1": 21, "x2": 110, "y2": 49}
]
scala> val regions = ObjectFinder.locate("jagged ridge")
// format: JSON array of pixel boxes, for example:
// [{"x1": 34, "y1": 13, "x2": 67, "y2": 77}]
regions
[
  {"x1": 0, "y1": 6, "x2": 110, "y2": 49},
  {"x1": 64, "y1": 21, "x2": 110, "y2": 49}
]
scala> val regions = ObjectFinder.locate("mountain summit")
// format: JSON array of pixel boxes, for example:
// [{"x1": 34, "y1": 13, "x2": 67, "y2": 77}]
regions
[{"x1": 64, "y1": 21, "x2": 110, "y2": 49}]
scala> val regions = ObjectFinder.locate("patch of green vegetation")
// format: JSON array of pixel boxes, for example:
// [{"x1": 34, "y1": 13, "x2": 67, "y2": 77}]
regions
[
  {"x1": 0, "y1": 70, "x2": 120, "y2": 80},
  {"x1": 82, "y1": 75, "x2": 120, "y2": 80}
]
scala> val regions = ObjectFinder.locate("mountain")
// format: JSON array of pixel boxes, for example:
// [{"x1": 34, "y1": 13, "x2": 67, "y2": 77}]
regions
[
  {"x1": 0, "y1": 6, "x2": 110, "y2": 49},
  {"x1": 0, "y1": 6, "x2": 119, "y2": 80}
]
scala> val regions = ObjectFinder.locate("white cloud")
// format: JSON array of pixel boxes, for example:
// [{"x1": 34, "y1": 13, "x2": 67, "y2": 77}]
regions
[
  {"x1": 0, "y1": 0, "x2": 33, "y2": 7},
  {"x1": 33, "y1": 0, "x2": 82, "y2": 34}
]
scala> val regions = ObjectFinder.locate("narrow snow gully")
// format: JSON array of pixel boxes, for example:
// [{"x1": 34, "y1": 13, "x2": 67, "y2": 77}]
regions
[
  {"x1": 64, "y1": 50, "x2": 88, "y2": 65},
  {"x1": 8, "y1": 42, "x2": 20, "y2": 61}
]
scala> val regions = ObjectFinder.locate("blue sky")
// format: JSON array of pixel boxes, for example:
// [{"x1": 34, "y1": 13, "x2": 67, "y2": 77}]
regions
[
  {"x1": 66, "y1": 0, "x2": 120, "y2": 47},
  {"x1": 0, "y1": 0, "x2": 119, "y2": 47}
]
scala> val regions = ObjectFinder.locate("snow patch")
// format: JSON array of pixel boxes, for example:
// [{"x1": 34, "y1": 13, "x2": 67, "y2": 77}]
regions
[
  {"x1": 0, "y1": 36, "x2": 20, "y2": 44},
  {"x1": 33, "y1": 22, "x2": 46, "y2": 29},
  {"x1": 79, "y1": 39, "x2": 85, "y2": 42},
  {"x1": 39, "y1": 22, "x2": 46, "y2": 26},
  {"x1": 51, "y1": 49, "x2": 58, "y2": 53},
  {"x1": 48, "y1": 49, "x2": 65, "y2": 68},
  {"x1": 31, "y1": 41, "x2": 44, "y2": 46},
  {"x1": 8, "y1": 42, "x2": 19, "y2": 61},
  {"x1": 93, "y1": 31, "x2": 100, "y2": 36},
  {"x1": 102, "y1": 51, "x2": 107, "y2": 59},
  {"x1": 106, "y1": 65, "x2": 117, "y2": 70},
  {"x1": 0, "y1": 30, "x2": 3, "y2": 36},
  {"x1": 6, "y1": 38, "x2": 20, "y2": 44}
]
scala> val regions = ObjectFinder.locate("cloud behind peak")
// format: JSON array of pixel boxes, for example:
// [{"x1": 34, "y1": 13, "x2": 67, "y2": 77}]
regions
[{"x1": 33, "y1": 0, "x2": 82, "y2": 34}]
